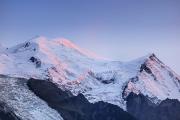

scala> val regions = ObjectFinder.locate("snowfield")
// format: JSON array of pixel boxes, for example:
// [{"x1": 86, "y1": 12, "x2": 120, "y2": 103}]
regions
[
  {"x1": 0, "y1": 75, "x2": 63, "y2": 120},
  {"x1": 0, "y1": 36, "x2": 180, "y2": 111}
]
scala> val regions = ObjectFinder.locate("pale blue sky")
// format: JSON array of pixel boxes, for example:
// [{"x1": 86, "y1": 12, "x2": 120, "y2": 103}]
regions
[{"x1": 0, "y1": 0, "x2": 180, "y2": 74}]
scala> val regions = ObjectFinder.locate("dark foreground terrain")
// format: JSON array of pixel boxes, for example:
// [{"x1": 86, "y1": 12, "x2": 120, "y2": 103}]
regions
[
  {"x1": 0, "y1": 102, "x2": 20, "y2": 120},
  {"x1": 1, "y1": 77, "x2": 180, "y2": 120},
  {"x1": 27, "y1": 78, "x2": 136, "y2": 120},
  {"x1": 126, "y1": 92, "x2": 180, "y2": 120}
]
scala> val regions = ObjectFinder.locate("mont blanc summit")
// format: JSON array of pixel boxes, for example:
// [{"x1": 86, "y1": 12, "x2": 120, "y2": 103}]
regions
[{"x1": 0, "y1": 37, "x2": 180, "y2": 120}]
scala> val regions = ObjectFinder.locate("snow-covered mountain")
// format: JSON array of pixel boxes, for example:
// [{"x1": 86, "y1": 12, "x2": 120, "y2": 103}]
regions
[{"x1": 0, "y1": 36, "x2": 180, "y2": 112}]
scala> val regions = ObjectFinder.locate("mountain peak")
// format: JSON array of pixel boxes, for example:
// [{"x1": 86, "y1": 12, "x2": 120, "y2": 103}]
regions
[
  {"x1": 25, "y1": 36, "x2": 81, "y2": 51},
  {"x1": 25, "y1": 36, "x2": 80, "y2": 49},
  {"x1": 141, "y1": 53, "x2": 156, "y2": 60},
  {"x1": 7, "y1": 36, "x2": 104, "y2": 61},
  {"x1": 146, "y1": 53, "x2": 156, "y2": 58},
  {"x1": 135, "y1": 53, "x2": 163, "y2": 66},
  {"x1": 0, "y1": 36, "x2": 180, "y2": 114},
  {"x1": 144, "y1": 53, "x2": 164, "y2": 65}
]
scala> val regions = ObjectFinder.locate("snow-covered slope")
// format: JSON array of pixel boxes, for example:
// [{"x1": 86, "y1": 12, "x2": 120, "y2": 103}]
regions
[
  {"x1": 0, "y1": 37, "x2": 180, "y2": 110},
  {"x1": 0, "y1": 75, "x2": 63, "y2": 120}
]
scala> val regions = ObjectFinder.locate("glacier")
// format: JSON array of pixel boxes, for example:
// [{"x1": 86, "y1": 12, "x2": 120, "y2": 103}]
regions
[{"x1": 0, "y1": 36, "x2": 180, "y2": 111}]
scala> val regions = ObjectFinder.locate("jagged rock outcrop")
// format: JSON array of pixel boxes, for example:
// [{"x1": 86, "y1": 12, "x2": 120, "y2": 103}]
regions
[
  {"x1": 0, "y1": 102, "x2": 20, "y2": 120},
  {"x1": 126, "y1": 92, "x2": 180, "y2": 120}
]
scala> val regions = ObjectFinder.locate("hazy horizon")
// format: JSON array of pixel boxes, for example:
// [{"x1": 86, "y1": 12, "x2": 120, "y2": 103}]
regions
[{"x1": 0, "y1": 0, "x2": 180, "y2": 74}]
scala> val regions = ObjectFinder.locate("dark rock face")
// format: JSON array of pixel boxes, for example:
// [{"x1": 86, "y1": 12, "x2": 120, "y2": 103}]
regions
[
  {"x1": 122, "y1": 76, "x2": 139, "y2": 99},
  {"x1": 101, "y1": 78, "x2": 115, "y2": 84},
  {"x1": 27, "y1": 78, "x2": 137, "y2": 120},
  {"x1": 24, "y1": 42, "x2": 30, "y2": 48},
  {"x1": 89, "y1": 71, "x2": 116, "y2": 84},
  {"x1": 139, "y1": 63, "x2": 157, "y2": 81},
  {"x1": 126, "y1": 92, "x2": 180, "y2": 120},
  {"x1": 95, "y1": 76, "x2": 115, "y2": 84},
  {"x1": 29, "y1": 57, "x2": 41, "y2": 68},
  {"x1": 140, "y1": 63, "x2": 152, "y2": 74},
  {"x1": 0, "y1": 102, "x2": 20, "y2": 120}
]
